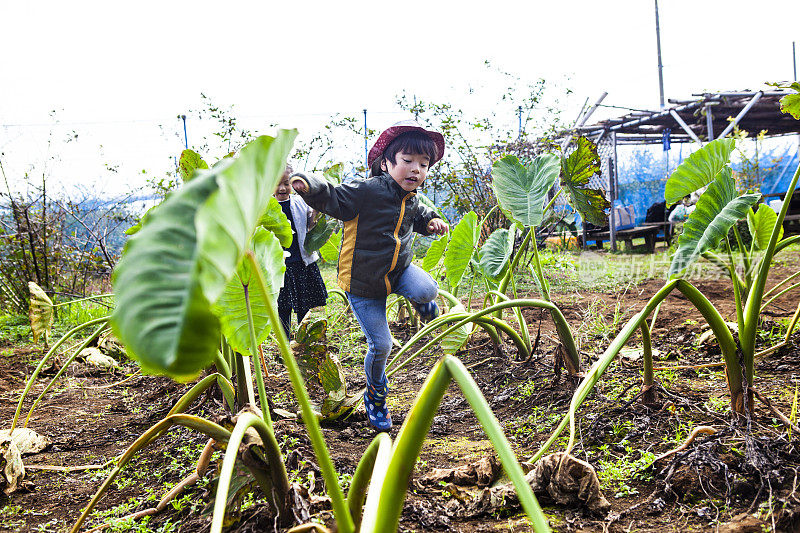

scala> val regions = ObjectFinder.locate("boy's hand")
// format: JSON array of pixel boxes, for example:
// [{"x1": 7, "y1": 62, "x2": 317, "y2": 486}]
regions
[
  {"x1": 290, "y1": 176, "x2": 308, "y2": 194},
  {"x1": 427, "y1": 218, "x2": 448, "y2": 235}
]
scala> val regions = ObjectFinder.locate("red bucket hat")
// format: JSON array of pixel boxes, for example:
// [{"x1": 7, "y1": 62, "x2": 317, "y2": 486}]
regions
[{"x1": 367, "y1": 120, "x2": 445, "y2": 168}]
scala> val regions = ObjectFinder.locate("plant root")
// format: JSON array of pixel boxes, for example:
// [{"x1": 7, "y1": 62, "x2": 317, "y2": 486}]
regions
[
  {"x1": 653, "y1": 426, "x2": 717, "y2": 464},
  {"x1": 83, "y1": 371, "x2": 142, "y2": 390},
  {"x1": 25, "y1": 462, "x2": 110, "y2": 473},
  {"x1": 753, "y1": 388, "x2": 800, "y2": 436}
]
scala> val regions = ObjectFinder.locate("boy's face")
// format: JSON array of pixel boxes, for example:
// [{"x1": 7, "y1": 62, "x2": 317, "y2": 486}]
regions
[
  {"x1": 383, "y1": 151, "x2": 430, "y2": 192},
  {"x1": 274, "y1": 172, "x2": 292, "y2": 201}
]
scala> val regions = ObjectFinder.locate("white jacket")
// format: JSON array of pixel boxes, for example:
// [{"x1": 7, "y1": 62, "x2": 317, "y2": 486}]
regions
[{"x1": 287, "y1": 194, "x2": 320, "y2": 266}]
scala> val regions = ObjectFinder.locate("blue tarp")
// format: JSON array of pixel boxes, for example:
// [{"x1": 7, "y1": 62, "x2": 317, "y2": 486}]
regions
[{"x1": 616, "y1": 143, "x2": 799, "y2": 226}]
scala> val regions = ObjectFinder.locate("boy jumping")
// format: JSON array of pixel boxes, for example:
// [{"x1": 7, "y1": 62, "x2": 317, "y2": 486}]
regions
[{"x1": 291, "y1": 120, "x2": 448, "y2": 431}]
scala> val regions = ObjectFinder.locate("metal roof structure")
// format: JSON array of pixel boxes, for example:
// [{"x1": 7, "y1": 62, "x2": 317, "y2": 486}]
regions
[
  {"x1": 575, "y1": 89, "x2": 800, "y2": 145},
  {"x1": 553, "y1": 88, "x2": 800, "y2": 251}
]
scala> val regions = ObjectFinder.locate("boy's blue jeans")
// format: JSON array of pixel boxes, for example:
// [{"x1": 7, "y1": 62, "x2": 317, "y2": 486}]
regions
[{"x1": 346, "y1": 264, "x2": 438, "y2": 386}]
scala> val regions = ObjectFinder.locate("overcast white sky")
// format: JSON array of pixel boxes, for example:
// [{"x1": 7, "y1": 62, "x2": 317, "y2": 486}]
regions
[{"x1": 1, "y1": 0, "x2": 798, "y2": 197}]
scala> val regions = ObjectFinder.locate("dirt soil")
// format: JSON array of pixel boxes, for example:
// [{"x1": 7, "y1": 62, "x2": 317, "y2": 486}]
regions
[{"x1": 2, "y1": 254, "x2": 800, "y2": 532}]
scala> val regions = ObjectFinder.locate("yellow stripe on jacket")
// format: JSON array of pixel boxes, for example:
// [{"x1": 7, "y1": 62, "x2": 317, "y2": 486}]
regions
[{"x1": 337, "y1": 215, "x2": 359, "y2": 293}]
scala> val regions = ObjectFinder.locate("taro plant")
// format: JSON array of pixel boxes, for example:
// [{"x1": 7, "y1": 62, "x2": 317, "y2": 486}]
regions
[
  {"x1": 659, "y1": 136, "x2": 800, "y2": 414},
  {"x1": 488, "y1": 136, "x2": 611, "y2": 374},
  {"x1": 8, "y1": 283, "x2": 115, "y2": 437},
  {"x1": 532, "y1": 120, "x2": 800, "y2": 464},
  {"x1": 304, "y1": 163, "x2": 344, "y2": 262},
  {"x1": 402, "y1": 137, "x2": 610, "y2": 374},
  {"x1": 66, "y1": 131, "x2": 551, "y2": 532}
]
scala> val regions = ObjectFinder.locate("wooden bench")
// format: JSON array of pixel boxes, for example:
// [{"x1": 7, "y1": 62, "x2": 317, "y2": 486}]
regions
[
  {"x1": 578, "y1": 225, "x2": 661, "y2": 252},
  {"x1": 641, "y1": 221, "x2": 674, "y2": 246}
]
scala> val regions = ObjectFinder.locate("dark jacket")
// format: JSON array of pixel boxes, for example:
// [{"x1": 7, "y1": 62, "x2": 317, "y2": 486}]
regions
[{"x1": 292, "y1": 172, "x2": 438, "y2": 298}]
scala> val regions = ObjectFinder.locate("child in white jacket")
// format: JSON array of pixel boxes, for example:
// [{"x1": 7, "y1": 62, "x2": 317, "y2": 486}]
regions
[{"x1": 274, "y1": 166, "x2": 328, "y2": 337}]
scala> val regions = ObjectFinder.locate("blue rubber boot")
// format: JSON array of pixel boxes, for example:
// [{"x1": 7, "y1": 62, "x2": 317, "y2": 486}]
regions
[
  {"x1": 414, "y1": 301, "x2": 440, "y2": 323},
  {"x1": 364, "y1": 377, "x2": 392, "y2": 431}
]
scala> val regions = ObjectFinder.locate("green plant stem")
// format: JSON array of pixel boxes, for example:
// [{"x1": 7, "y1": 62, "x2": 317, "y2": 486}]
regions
[
  {"x1": 234, "y1": 351, "x2": 254, "y2": 407},
  {"x1": 364, "y1": 358, "x2": 448, "y2": 532},
  {"x1": 471, "y1": 317, "x2": 511, "y2": 348},
  {"x1": 166, "y1": 373, "x2": 236, "y2": 416},
  {"x1": 733, "y1": 225, "x2": 752, "y2": 288},
  {"x1": 437, "y1": 288, "x2": 461, "y2": 308},
  {"x1": 486, "y1": 289, "x2": 529, "y2": 350},
  {"x1": 11, "y1": 316, "x2": 110, "y2": 432},
  {"x1": 525, "y1": 258, "x2": 580, "y2": 372},
  {"x1": 649, "y1": 301, "x2": 662, "y2": 330},
  {"x1": 467, "y1": 265, "x2": 476, "y2": 311},
  {"x1": 353, "y1": 432, "x2": 392, "y2": 532},
  {"x1": 763, "y1": 270, "x2": 800, "y2": 300},
  {"x1": 529, "y1": 279, "x2": 738, "y2": 462},
  {"x1": 210, "y1": 412, "x2": 290, "y2": 532},
  {"x1": 775, "y1": 235, "x2": 800, "y2": 254},
  {"x1": 246, "y1": 252, "x2": 354, "y2": 533},
  {"x1": 244, "y1": 284, "x2": 272, "y2": 426},
  {"x1": 499, "y1": 228, "x2": 532, "y2": 297},
  {"x1": 542, "y1": 189, "x2": 564, "y2": 215},
  {"x1": 509, "y1": 273, "x2": 531, "y2": 350},
  {"x1": 530, "y1": 230, "x2": 550, "y2": 301},
  {"x1": 761, "y1": 281, "x2": 800, "y2": 313},
  {"x1": 222, "y1": 335, "x2": 234, "y2": 375},
  {"x1": 444, "y1": 357, "x2": 550, "y2": 532},
  {"x1": 373, "y1": 356, "x2": 550, "y2": 533},
  {"x1": 385, "y1": 313, "x2": 525, "y2": 379},
  {"x1": 742, "y1": 163, "x2": 800, "y2": 378},
  {"x1": 725, "y1": 239, "x2": 746, "y2": 337},
  {"x1": 327, "y1": 287, "x2": 349, "y2": 307},
  {"x1": 214, "y1": 350, "x2": 232, "y2": 381},
  {"x1": 52, "y1": 293, "x2": 114, "y2": 308},
  {"x1": 70, "y1": 414, "x2": 230, "y2": 533},
  {"x1": 386, "y1": 299, "x2": 561, "y2": 375},
  {"x1": 703, "y1": 250, "x2": 747, "y2": 291},
  {"x1": 24, "y1": 322, "x2": 109, "y2": 426},
  {"x1": 781, "y1": 301, "x2": 800, "y2": 344}
]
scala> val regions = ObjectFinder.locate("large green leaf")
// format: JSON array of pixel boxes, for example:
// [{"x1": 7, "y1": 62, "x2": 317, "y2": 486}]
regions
[
  {"x1": 422, "y1": 234, "x2": 448, "y2": 272},
  {"x1": 304, "y1": 215, "x2": 336, "y2": 254},
  {"x1": 560, "y1": 137, "x2": 610, "y2": 227},
  {"x1": 747, "y1": 203, "x2": 783, "y2": 250},
  {"x1": 319, "y1": 231, "x2": 341, "y2": 263},
  {"x1": 778, "y1": 82, "x2": 800, "y2": 119},
  {"x1": 292, "y1": 318, "x2": 357, "y2": 421},
  {"x1": 323, "y1": 162, "x2": 344, "y2": 184},
  {"x1": 439, "y1": 303, "x2": 473, "y2": 355},
  {"x1": 196, "y1": 131, "x2": 298, "y2": 305},
  {"x1": 27, "y1": 282, "x2": 53, "y2": 344},
  {"x1": 179, "y1": 149, "x2": 209, "y2": 182},
  {"x1": 112, "y1": 173, "x2": 221, "y2": 380},
  {"x1": 212, "y1": 228, "x2": 286, "y2": 356},
  {"x1": 491, "y1": 154, "x2": 560, "y2": 228},
  {"x1": 444, "y1": 211, "x2": 478, "y2": 290},
  {"x1": 669, "y1": 170, "x2": 761, "y2": 277},
  {"x1": 664, "y1": 138, "x2": 735, "y2": 205},
  {"x1": 478, "y1": 228, "x2": 513, "y2": 283},
  {"x1": 259, "y1": 197, "x2": 293, "y2": 248},
  {"x1": 112, "y1": 132, "x2": 297, "y2": 380}
]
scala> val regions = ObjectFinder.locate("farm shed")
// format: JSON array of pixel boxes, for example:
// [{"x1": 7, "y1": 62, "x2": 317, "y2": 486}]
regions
[{"x1": 559, "y1": 89, "x2": 800, "y2": 250}]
